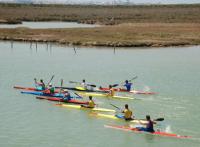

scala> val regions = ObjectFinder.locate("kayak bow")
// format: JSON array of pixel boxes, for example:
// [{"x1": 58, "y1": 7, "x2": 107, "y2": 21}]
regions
[{"x1": 104, "y1": 124, "x2": 191, "y2": 139}]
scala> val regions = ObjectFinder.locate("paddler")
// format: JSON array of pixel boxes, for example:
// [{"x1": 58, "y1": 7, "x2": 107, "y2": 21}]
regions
[
  {"x1": 62, "y1": 90, "x2": 72, "y2": 101},
  {"x1": 81, "y1": 96, "x2": 95, "y2": 108},
  {"x1": 34, "y1": 78, "x2": 46, "y2": 90},
  {"x1": 81, "y1": 79, "x2": 88, "y2": 90},
  {"x1": 137, "y1": 115, "x2": 155, "y2": 133},
  {"x1": 123, "y1": 80, "x2": 133, "y2": 91},
  {"x1": 107, "y1": 85, "x2": 115, "y2": 96},
  {"x1": 121, "y1": 104, "x2": 134, "y2": 121},
  {"x1": 44, "y1": 83, "x2": 55, "y2": 95}
]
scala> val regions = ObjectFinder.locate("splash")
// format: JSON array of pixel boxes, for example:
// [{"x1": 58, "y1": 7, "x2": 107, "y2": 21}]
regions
[
  {"x1": 165, "y1": 125, "x2": 172, "y2": 133},
  {"x1": 143, "y1": 86, "x2": 150, "y2": 92}
]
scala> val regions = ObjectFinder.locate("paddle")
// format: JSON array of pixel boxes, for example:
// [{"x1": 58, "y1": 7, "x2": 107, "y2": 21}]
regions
[
  {"x1": 59, "y1": 79, "x2": 63, "y2": 94},
  {"x1": 74, "y1": 92, "x2": 83, "y2": 99},
  {"x1": 153, "y1": 118, "x2": 164, "y2": 121},
  {"x1": 110, "y1": 103, "x2": 121, "y2": 110},
  {"x1": 138, "y1": 117, "x2": 164, "y2": 122},
  {"x1": 112, "y1": 76, "x2": 138, "y2": 87},
  {"x1": 69, "y1": 81, "x2": 96, "y2": 87},
  {"x1": 47, "y1": 75, "x2": 55, "y2": 87}
]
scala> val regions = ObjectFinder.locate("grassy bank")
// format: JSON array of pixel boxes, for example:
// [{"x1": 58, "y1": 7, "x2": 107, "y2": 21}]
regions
[
  {"x1": 1, "y1": 23, "x2": 200, "y2": 47},
  {"x1": 0, "y1": 3, "x2": 200, "y2": 47},
  {"x1": 0, "y1": 3, "x2": 200, "y2": 24}
]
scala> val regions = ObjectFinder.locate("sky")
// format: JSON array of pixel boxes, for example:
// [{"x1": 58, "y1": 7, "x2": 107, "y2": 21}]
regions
[{"x1": 0, "y1": 0, "x2": 199, "y2": 4}]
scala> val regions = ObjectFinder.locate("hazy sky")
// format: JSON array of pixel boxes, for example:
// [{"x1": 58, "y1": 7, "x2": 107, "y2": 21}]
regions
[{"x1": 0, "y1": 0, "x2": 200, "y2": 4}]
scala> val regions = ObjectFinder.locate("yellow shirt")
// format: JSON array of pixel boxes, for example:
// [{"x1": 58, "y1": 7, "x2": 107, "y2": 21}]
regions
[
  {"x1": 109, "y1": 88, "x2": 115, "y2": 96},
  {"x1": 88, "y1": 100, "x2": 95, "y2": 108},
  {"x1": 123, "y1": 108, "x2": 132, "y2": 119}
]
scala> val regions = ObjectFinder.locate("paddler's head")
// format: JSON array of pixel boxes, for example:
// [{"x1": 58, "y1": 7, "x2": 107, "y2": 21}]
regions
[
  {"x1": 125, "y1": 80, "x2": 128, "y2": 83},
  {"x1": 83, "y1": 79, "x2": 85, "y2": 83},
  {"x1": 109, "y1": 85, "x2": 112, "y2": 89},
  {"x1": 125, "y1": 104, "x2": 129, "y2": 109},
  {"x1": 40, "y1": 79, "x2": 43, "y2": 83},
  {"x1": 146, "y1": 115, "x2": 151, "y2": 120},
  {"x1": 49, "y1": 83, "x2": 52, "y2": 87},
  {"x1": 89, "y1": 96, "x2": 92, "y2": 100}
]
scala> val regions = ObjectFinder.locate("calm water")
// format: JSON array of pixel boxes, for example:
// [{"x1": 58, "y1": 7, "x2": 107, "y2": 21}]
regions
[
  {"x1": 0, "y1": 21, "x2": 99, "y2": 29},
  {"x1": 0, "y1": 41, "x2": 200, "y2": 147}
]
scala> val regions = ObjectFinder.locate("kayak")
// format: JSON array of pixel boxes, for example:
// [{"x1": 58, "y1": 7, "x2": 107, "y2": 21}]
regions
[
  {"x1": 14, "y1": 86, "x2": 60, "y2": 92},
  {"x1": 91, "y1": 113, "x2": 150, "y2": 124},
  {"x1": 36, "y1": 96, "x2": 88, "y2": 105},
  {"x1": 21, "y1": 91, "x2": 81, "y2": 99},
  {"x1": 55, "y1": 103, "x2": 116, "y2": 112},
  {"x1": 77, "y1": 92, "x2": 134, "y2": 100},
  {"x1": 55, "y1": 86, "x2": 107, "y2": 93},
  {"x1": 104, "y1": 124, "x2": 191, "y2": 139},
  {"x1": 14, "y1": 86, "x2": 37, "y2": 91},
  {"x1": 99, "y1": 87, "x2": 156, "y2": 95}
]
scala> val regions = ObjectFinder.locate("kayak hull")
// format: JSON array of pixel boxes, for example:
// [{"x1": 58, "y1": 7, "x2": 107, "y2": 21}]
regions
[
  {"x1": 104, "y1": 125, "x2": 191, "y2": 139},
  {"x1": 21, "y1": 91, "x2": 81, "y2": 99},
  {"x1": 100, "y1": 87, "x2": 156, "y2": 95},
  {"x1": 56, "y1": 104, "x2": 116, "y2": 112},
  {"x1": 36, "y1": 96, "x2": 88, "y2": 105},
  {"x1": 55, "y1": 86, "x2": 107, "y2": 93},
  {"x1": 14, "y1": 86, "x2": 60, "y2": 93},
  {"x1": 77, "y1": 92, "x2": 134, "y2": 100},
  {"x1": 91, "y1": 113, "x2": 148, "y2": 124}
]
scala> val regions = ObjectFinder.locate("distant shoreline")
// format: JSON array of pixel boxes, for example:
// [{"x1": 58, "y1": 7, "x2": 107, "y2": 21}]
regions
[{"x1": 0, "y1": 3, "x2": 200, "y2": 47}]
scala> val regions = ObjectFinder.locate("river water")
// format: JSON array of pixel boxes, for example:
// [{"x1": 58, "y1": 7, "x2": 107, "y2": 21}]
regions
[
  {"x1": 0, "y1": 21, "x2": 99, "y2": 29},
  {"x1": 0, "y1": 41, "x2": 200, "y2": 147}
]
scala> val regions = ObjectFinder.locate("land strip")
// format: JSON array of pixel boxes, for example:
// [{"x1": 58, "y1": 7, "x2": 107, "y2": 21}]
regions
[{"x1": 0, "y1": 4, "x2": 200, "y2": 47}]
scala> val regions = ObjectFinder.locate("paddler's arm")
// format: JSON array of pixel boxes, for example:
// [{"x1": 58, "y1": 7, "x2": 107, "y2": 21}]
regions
[{"x1": 138, "y1": 120, "x2": 147, "y2": 125}]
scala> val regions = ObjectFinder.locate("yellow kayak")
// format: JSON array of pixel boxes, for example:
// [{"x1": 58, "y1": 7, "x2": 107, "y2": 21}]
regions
[
  {"x1": 77, "y1": 92, "x2": 134, "y2": 100},
  {"x1": 91, "y1": 113, "x2": 150, "y2": 124},
  {"x1": 55, "y1": 104, "x2": 116, "y2": 112}
]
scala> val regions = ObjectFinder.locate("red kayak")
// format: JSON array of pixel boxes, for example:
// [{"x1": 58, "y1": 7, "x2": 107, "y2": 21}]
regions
[
  {"x1": 104, "y1": 125, "x2": 191, "y2": 139},
  {"x1": 36, "y1": 96, "x2": 88, "y2": 105},
  {"x1": 99, "y1": 87, "x2": 156, "y2": 95},
  {"x1": 14, "y1": 86, "x2": 37, "y2": 91}
]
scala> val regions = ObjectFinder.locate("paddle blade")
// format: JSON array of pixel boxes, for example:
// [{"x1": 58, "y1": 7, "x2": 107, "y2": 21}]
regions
[
  {"x1": 61, "y1": 79, "x2": 63, "y2": 87},
  {"x1": 154, "y1": 118, "x2": 164, "y2": 121},
  {"x1": 69, "y1": 81, "x2": 79, "y2": 84},
  {"x1": 112, "y1": 84, "x2": 119, "y2": 87},
  {"x1": 36, "y1": 96, "x2": 44, "y2": 100},
  {"x1": 88, "y1": 84, "x2": 96, "y2": 87}
]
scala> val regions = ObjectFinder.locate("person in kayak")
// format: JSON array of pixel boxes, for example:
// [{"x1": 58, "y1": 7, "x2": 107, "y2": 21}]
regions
[
  {"x1": 81, "y1": 96, "x2": 95, "y2": 108},
  {"x1": 34, "y1": 78, "x2": 46, "y2": 90},
  {"x1": 137, "y1": 115, "x2": 155, "y2": 133},
  {"x1": 81, "y1": 79, "x2": 88, "y2": 90},
  {"x1": 107, "y1": 85, "x2": 115, "y2": 96},
  {"x1": 123, "y1": 80, "x2": 133, "y2": 91},
  {"x1": 122, "y1": 104, "x2": 134, "y2": 120},
  {"x1": 62, "y1": 90, "x2": 72, "y2": 101},
  {"x1": 44, "y1": 83, "x2": 55, "y2": 95}
]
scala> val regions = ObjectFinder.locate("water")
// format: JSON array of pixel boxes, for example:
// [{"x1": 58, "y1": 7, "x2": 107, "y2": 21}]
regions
[
  {"x1": 0, "y1": 21, "x2": 99, "y2": 29},
  {"x1": 0, "y1": 41, "x2": 200, "y2": 147}
]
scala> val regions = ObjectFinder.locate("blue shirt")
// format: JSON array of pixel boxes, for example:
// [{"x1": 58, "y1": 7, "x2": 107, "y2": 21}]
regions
[{"x1": 124, "y1": 83, "x2": 133, "y2": 91}]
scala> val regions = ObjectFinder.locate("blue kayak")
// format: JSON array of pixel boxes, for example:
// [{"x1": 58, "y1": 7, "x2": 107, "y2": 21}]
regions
[{"x1": 20, "y1": 91, "x2": 82, "y2": 99}]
